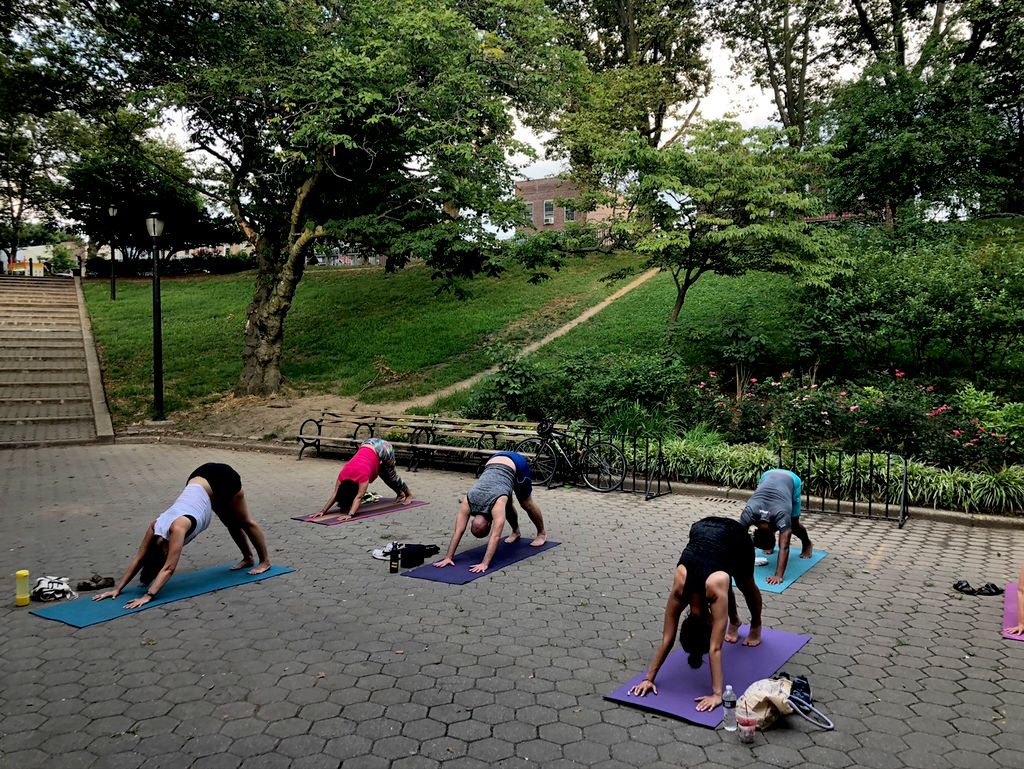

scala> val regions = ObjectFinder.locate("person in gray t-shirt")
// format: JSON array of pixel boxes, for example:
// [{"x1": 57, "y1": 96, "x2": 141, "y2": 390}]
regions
[{"x1": 739, "y1": 469, "x2": 812, "y2": 584}]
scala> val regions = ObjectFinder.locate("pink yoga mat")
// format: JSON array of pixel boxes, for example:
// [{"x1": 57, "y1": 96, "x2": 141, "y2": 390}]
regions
[
  {"x1": 293, "y1": 499, "x2": 429, "y2": 525},
  {"x1": 605, "y1": 626, "x2": 811, "y2": 728},
  {"x1": 1003, "y1": 583, "x2": 1024, "y2": 641}
]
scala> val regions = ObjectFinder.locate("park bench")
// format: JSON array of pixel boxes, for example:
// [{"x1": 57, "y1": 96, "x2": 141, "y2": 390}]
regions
[{"x1": 296, "y1": 411, "x2": 545, "y2": 471}]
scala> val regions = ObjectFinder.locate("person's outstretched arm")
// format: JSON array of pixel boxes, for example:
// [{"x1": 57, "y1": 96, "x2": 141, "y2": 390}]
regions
[
  {"x1": 471, "y1": 502, "x2": 507, "y2": 573},
  {"x1": 123, "y1": 520, "x2": 188, "y2": 609},
  {"x1": 435, "y1": 498, "x2": 472, "y2": 567},
  {"x1": 317, "y1": 478, "x2": 342, "y2": 516},
  {"x1": 629, "y1": 567, "x2": 686, "y2": 698},
  {"x1": 768, "y1": 529, "x2": 793, "y2": 584},
  {"x1": 698, "y1": 577, "x2": 731, "y2": 712},
  {"x1": 1006, "y1": 564, "x2": 1024, "y2": 635},
  {"x1": 94, "y1": 523, "x2": 157, "y2": 602}
]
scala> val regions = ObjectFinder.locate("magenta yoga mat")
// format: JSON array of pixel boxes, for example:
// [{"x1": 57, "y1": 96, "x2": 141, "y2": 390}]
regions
[
  {"x1": 293, "y1": 499, "x2": 429, "y2": 525},
  {"x1": 1003, "y1": 583, "x2": 1024, "y2": 641},
  {"x1": 605, "y1": 626, "x2": 811, "y2": 728}
]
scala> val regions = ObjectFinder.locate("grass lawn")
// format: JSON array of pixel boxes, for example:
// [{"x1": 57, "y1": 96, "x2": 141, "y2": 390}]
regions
[{"x1": 82, "y1": 255, "x2": 638, "y2": 424}]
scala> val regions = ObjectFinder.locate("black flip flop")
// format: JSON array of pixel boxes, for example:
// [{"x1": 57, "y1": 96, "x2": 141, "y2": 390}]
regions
[
  {"x1": 976, "y1": 583, "x2": 1004, "y2": 596},
  {"x1": 953, "y1": 580, "x2": 977, "y2": 595}
]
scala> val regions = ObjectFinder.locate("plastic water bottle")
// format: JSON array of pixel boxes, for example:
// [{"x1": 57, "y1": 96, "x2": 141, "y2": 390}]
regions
[{"x1": 722, "y1": 685, "x2": 737, "y2": 731}]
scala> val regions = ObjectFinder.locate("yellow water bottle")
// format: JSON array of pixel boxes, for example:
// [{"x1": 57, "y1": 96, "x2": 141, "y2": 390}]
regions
[{"x1": 16, "y1": 570, "x2": 30, "y2": 607}]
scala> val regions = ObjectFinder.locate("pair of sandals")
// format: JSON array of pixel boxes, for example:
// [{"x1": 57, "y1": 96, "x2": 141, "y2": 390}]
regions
[
  {"x1": 953, "y1": 580, "x2": 1003, "y2": 596},
  {"x1": 75, "y1": 574, "x2": 115, "y2": 592}
]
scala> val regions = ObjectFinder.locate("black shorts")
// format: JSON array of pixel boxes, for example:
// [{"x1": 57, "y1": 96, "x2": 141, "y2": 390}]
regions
[{"x1": 188, "y1": 463, "x2": 241, "y2": 512}]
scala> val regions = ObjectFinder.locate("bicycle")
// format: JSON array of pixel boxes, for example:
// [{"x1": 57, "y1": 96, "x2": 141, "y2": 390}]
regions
[{"x1": 514, "y1": 418, "x2": 626, "y2": 492}]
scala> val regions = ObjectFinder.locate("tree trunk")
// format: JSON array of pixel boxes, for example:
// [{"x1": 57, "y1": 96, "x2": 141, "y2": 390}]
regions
[{"x1": 235, "y1": 238, "x2": 307, "y2": 396}]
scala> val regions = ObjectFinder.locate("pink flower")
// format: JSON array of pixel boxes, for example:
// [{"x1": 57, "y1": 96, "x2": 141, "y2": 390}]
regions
[
  {"x1": 953, "y1": 430, "x2": 962, "y2": 436},
  {"x1": 875, "y1": 427, "x2": 881, "y2": 431},
  {"x1": 750, "y1": 378, "x2": 758, "y2": 384},
  {"x1": 698, "y1": 382, "x2": 706, "y2": 389},
  {"x1": 849, "y1": 405, "x2": 859, "y2": 412},
  {"x1": 895, "y1": 370, "x2": 906, "y2": 378},
  {"x1": 840, "y1": 391, "x2": 848, "y2": 397},
  {"x1": 709, "y1": 371, "x2": 717, "y2": 377},
  {"x1": 810, "y1": 384, "x2": 818, "y2": 389},
  {"x1": 927, "y1": 386, "x2": 934, "y2": 392}
]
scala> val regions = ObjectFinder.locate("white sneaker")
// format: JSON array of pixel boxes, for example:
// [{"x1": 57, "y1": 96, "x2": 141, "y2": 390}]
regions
[
  {"x1": 754, "y1": 557, "x2": 769, "y2": 567},
  {"x1": 371, "y1": 542, "x2": 402, "y2": 560}
]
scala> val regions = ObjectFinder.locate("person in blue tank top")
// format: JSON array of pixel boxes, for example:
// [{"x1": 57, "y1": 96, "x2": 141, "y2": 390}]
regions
[{"x1": 740, "y1": 469, "x2": 813, "y2": 584}]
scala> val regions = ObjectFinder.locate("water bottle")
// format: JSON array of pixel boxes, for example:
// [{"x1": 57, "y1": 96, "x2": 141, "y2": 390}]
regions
[
  {"x1": 722, "y1": 684, "x2": 737, "y2": 731},
  {"x1": 389, "y1": 543, "x2": 401, "y2": 574}
]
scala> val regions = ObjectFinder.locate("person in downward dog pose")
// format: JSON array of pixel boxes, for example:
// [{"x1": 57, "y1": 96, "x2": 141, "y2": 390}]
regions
[
  {"x1": 434, "y1": 451, "x2": 547, "y2": 574},
  {"x1": 741, "y1": 468, "x2": 812, "y2": 585},
  {"x1": 315, "y1": 437, "x2": 413, "y2": 521},
  {"x1": 629, "y1": 516, "x2": 763, "y2": 712},
  {"x1": 94, "y1": 463, "x2": 271, "y2": 609}
]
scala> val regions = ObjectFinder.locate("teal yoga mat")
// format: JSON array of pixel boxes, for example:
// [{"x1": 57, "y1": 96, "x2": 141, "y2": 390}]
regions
[
  {"x1": 31, "y1": 564, "x2": 294, "y2": 628},
  {"x1": 747, "y1": 549, "x2": 827, "y2": 593}
]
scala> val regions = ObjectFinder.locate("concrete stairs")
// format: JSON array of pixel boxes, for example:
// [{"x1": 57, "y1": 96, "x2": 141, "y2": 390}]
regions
[{"x1": 0, "y1": 276, "x2": 113, "y2": 447}]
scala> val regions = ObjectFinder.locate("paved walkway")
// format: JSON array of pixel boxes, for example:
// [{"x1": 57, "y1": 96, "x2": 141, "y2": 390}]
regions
[{"x1": 2, "y1": 443, "x2": 1023, "y2": 769}]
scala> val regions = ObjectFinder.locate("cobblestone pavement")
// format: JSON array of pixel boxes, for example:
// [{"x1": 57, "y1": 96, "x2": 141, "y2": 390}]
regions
[{"x1": 2, "y1": 444, "x2": 1023, "y2": 769}]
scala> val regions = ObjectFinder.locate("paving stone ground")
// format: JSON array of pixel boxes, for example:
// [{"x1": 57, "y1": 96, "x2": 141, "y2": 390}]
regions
[{"x1": 1, "y1": 443, "x2": 1023, "y2": 769}]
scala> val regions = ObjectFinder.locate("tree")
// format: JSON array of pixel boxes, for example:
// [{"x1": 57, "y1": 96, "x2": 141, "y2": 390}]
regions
[
  {"x1": 59, "y1": 117, "x2": 225, "y2": 261},
  {"x1": 712, "y1": 0, "x2": 841, "y2": 148},
  {"x1": 69, "y1": 0, "x2": 575, "y2": 396},
  {"x1": 600, "y1": 121, "x2": 840, "y2": 324}
]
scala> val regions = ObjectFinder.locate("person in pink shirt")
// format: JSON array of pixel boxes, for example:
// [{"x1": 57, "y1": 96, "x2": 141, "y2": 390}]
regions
[{"x1": 315, "y1": 438, "x2": 413, "y2": 520}]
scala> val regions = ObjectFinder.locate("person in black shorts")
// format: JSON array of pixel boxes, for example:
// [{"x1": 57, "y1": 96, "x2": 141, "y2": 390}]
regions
[
  {"x1": 434, "y1": 452, "x2": 547, "y2": 574},
  {"x1": 628, "y1": 516, "x2": 763, "y2": 712},
  {"x1": 93, "y1": 463, "x2": 271, "y2": 610}
]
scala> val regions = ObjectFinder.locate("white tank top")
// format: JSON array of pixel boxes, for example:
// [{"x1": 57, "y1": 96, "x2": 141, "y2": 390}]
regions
[{"x1": 153, "y1": 483, "x2": 213, "y2": 545}]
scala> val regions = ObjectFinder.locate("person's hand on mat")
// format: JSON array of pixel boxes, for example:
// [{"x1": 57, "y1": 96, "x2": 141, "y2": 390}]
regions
[
  {"x1": 628, "y1": 679, "x2": 657, "y2": 697},
  {"x1": 433, "y1": 557, "x2": 455, "y2": 568},
  {"x1": 766, "y1": 575, "x2": 783, "y2": 585},
  {"x1": 1006, "y1": 623, "x2": 1024, "y2": 635},
  {"x1": 695, "y1": 692, "x2": 722, "y2": 712},
  {"x1": 123, "y1": 594, "x2": 152, "y2": 610},
  {"x1": 93, "y1": 589, "x2": 120, "y2": 602},
  {"x1": 469, "y1": 562, "x2": 489, "y2": 574}
]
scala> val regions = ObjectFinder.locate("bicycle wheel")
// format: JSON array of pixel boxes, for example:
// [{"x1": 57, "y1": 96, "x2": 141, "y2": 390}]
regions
[
  {"x1": 582, "y1": 442, "x2": 626, "y2": 492},
  {"x1": 514, "y1": 437, "x2": 558, "y2": 486}
]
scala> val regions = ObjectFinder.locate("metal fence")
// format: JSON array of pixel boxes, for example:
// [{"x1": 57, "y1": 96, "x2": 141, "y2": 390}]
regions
[{"x1": 777, "y1": 445, "x2": 909, "y2": 528}]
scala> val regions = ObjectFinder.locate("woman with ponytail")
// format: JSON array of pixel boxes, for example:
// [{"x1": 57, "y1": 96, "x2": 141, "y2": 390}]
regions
[{"x1": 628, "y1": 516, "x2": 763, "y2": 712}]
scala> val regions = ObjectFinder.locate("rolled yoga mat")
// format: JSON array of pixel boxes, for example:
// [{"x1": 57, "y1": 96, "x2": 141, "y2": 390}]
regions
[
  {"x1": 748, "y1": 549, "x2": 827, "y2": 593},
  {"x1": 1003, "y1": 583, "x2": 1024, "y2": 641},
  {"x1": 402, "y1": 538, "x2": 560, "y2": 584},
  {"x1": 293, "y1": 499, "x2": 430, "y2": 525},
  {"x1": 31, "y1": 564, "x2": 294, "y2": 628},
  {"x1": 605, "y1": 626, "x2": 812, "y2": 728}
]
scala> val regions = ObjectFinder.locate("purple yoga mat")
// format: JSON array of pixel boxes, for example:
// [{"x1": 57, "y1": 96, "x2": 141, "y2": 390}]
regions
[
  {"x1": 605, "y1": 626, "x2": 811, "y2": 728},
  {"x1": 293, "y1": 499, "x2": 429, "y2": 525},
  {"x1": 1003, "y1": 583, "x2": 1023, "y2": 641},
  {"x1": 402, "y1": 539, "x2": 560, "y2": 584}
]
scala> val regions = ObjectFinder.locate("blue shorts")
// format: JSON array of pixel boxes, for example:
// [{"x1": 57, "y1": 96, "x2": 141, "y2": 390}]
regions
[{"x1": 492, "y1": 451, "x2": 532, "y2": 503}]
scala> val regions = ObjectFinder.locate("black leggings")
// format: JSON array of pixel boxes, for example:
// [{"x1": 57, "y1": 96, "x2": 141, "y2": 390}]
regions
[{"x1": 188, "y1": 463, "x2": 241, "y2": 513}]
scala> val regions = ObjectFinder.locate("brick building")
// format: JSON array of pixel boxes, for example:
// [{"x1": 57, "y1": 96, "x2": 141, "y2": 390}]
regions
[{"x1": 514, "y1": 177, "x2": 616, "y2": 233}]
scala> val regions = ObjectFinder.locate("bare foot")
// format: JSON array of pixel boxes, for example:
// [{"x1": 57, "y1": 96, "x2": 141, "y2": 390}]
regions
[
  {"x1": 505, "y1": 531, "x2": 521, "y2": 544},
  {"x1": 248, "y1": 562, "x2": 272, "y2": 575},
  {"x1": 800, "y1": 546, "x2": 814, "y2": 558},
  {"x1": 743, "y1": 627, "x2": 763, "y2": 647},
  {"x1": 230, "y1": 559, "x2": 254, "y2": 571},
  {"x1": 530, "y1": 533, "x2": 547, "y2": 547},
  {"x1": 725, "y1": 623, "x2": 741, "y2": 643}
]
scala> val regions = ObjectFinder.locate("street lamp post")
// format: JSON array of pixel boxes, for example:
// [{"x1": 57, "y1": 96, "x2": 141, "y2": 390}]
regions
[
  {"x1": 146, "y1": 212, "x2": 165, "y2": 421},
  {"x1": 108, "y1": 205, "x2": 118, "y2": 300}
]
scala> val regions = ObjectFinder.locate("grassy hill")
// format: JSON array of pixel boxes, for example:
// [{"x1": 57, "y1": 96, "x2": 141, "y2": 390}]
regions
[{"x1": 83, "y1": 255, "x2": 640, "y2": 424}]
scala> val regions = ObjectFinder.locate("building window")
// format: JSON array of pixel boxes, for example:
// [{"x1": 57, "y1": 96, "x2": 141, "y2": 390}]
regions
[
  {"x1": 543, "y1": 200, "x2": 555, "y2": 225},
  {"x1": 564, "y1": 206, "x2": 575, "y2": 222},
  {"x1": 525, "y1": 201, "x2": 534, "y2": 226}
]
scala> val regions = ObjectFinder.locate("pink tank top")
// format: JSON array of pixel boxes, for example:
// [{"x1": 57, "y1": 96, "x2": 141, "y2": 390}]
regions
[{"x1": 338, "y1": 446, "x2": 380, "y2": 484}]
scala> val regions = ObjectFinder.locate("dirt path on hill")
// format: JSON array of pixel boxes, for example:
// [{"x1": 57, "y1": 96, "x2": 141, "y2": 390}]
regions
[{"x1": 164, "y1": 267, "x2": 660, "y2": 439}]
